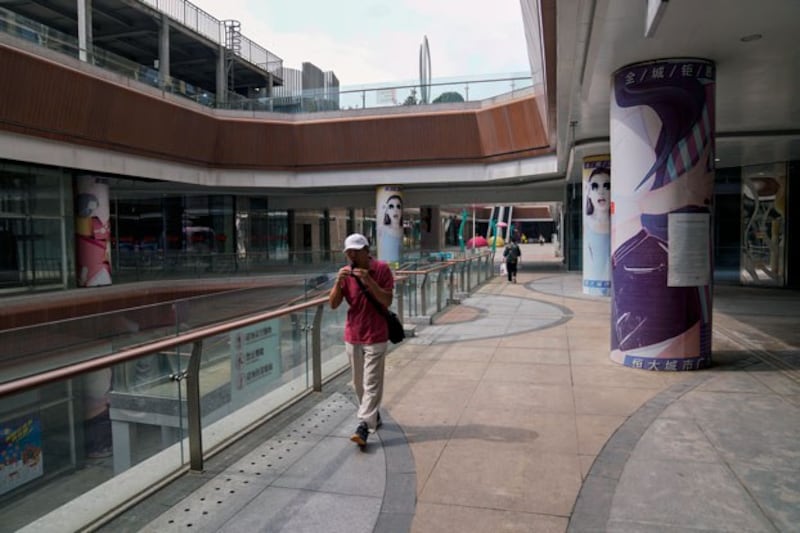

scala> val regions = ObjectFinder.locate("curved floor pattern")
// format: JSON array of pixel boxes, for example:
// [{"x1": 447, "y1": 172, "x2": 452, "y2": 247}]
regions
[{"x1": 410, "y1": 293, "x2": 573, "y2": 345}]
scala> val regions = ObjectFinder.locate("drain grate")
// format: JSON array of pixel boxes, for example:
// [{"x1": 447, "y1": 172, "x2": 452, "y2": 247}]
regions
[{"x1": 142, "y1": 393, "x2": 356, "y2": 532}]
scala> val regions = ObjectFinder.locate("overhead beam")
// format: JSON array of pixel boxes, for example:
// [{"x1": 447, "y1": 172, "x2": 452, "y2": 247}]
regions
[{"x1": 93, "y1": 29, "x2": 155, "y2": 42}]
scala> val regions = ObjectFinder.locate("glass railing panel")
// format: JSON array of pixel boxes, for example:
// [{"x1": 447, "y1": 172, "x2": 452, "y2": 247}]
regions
[
  {"x1": 0, "y1": 282, "x2": 333, "y2": 385},
  {"x1": 194, "y1": 313, "x2": 311, "y2": 455},
  {"x1": 319, "y1": 304, "x2": 348, "y2": 381},
  {"x1": 110, "y1": 352, "x2": 187, "y2": 468},
  {"x1": 425, "y1": 274, "x2": 437, "y2": 315},
  {"x1": 0, "y1": 303, "x2": 180, "y2": 384},
  {"x1": 220, "y1": 73, "x2": 537, "y2": 113},
  {"x1": 406, "y1": 275, "x2": 421, "y2": 318},
  {"x1": 0, "y1": 360, "x2": 186, "y2": 531}
]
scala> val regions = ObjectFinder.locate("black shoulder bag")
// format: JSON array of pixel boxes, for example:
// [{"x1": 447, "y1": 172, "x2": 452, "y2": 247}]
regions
[{"x1": 352, "y1": 275, "x2": 406, "y2": 344}]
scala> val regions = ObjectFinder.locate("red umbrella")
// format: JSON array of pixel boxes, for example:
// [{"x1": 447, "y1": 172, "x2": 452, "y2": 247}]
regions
[{"x1": 467, "y1": 236, "x2": 488, "y2": 248}]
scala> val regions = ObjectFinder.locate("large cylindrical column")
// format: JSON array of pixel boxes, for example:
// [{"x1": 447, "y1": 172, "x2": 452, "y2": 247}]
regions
[
  {"x1": 609, "y1": 58, "x2": 715, "y2": 371},
  {"x1": 376, "y1": 186, "x2": 403, "y2": 267},
  {"x1": 75, "y1": 175, "x2": 112, "y2": 287},
  {"x1": 582, "y1": 155, "x2": 611, "y2": 296}
]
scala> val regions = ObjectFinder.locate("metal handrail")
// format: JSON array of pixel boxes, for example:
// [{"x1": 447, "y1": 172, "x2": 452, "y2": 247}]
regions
[{"x1": 0, "y1": 296, "x2": 329, "y2": 398}]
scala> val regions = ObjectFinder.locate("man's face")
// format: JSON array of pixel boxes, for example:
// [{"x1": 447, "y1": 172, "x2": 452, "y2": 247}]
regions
[{"x1": 345, "y1": 248, "x2": 368, "y2": 265}]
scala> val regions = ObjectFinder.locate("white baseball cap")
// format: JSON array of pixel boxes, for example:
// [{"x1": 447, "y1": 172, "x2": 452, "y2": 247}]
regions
[{"x1": 343, "y1": 233, "x2": 369, "y2": 252}]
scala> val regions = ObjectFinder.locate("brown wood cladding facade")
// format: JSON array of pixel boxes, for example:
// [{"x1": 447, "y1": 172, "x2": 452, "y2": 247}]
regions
[{"x1": 0, "y1": 43, "x2": 551, "y2": 172}]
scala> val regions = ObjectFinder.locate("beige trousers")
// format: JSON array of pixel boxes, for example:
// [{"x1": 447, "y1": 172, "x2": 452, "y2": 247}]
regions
[{"x1": 346, "y1": 342, "x2": 387, "y2": 431}]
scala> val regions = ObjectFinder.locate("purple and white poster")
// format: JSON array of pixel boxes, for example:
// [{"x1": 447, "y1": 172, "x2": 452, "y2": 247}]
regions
[{"x1": 609, "y1": 58, "x2": 715, "y2": 371}]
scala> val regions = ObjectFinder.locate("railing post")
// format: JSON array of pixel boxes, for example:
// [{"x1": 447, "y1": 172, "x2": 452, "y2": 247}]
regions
[
  {"x1": 312, "y1": 304, "x2": 323, "y2": 392},
  {"x1": 396, "y1": 278, "x2": 405, "y2": 323},
  {"x1": 436, "y1": 270, "x2": 444, "y2": 312},
  {"x1": 448, "y1": 265, "x2": 455, "y2": 302},
  {"x1": 420, "y1": 274, "x2": 429, "y2": 316},
  {"x1": 186, "y1": 340, "x2": 204, "y2": 472}
]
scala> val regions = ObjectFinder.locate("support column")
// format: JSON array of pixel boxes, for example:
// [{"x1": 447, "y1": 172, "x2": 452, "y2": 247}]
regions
[
  {"x1": 216, "y1": 45, "x2": 227, "y2": 105},
  {"x1": 610, "y1": 58, "x2": 715, "y2": 371},
  {"x1": 77, "y1": 0, "x2": 93, "y2": 62},
  {"x1": 582, "y1": 155, "x2": 611, "y2": 295},
  {"x1": 158, "y1": 14, "x2": 170, "y2": 89},
  {"x1": 75, "y1": 175, "x2": 111, "y2": 287},
  {"x1": 376, "y1": 186, "x2": 403, "y2": 267},
  {"x1": 419, "y1": 206, "x2": 442, "y2": 252}
]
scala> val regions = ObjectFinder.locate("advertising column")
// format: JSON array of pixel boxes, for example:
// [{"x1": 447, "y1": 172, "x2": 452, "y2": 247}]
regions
[
  {"x1": 582, "y1": 155, "x2": 611, "y2": 296},
  {"x1": 610, "y1": 58, "x2": 715, "y2": 371},
  {"x1": 376, "y1": 186, "x2": 403, "y2": 268},
  {"x1": 75, "y1": 175, "x2": 112, "y2": 287}
]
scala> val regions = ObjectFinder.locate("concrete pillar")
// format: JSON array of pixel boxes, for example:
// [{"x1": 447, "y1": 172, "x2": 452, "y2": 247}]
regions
[
  {"x1": 420, "y1": 206, "x2": 442, "y2": 252},
  {"x1": 216, "y1": 45, "x2": 227, "y2": 105},
  {"x1": 75, "y1": 176, "x2": 111, "y2": 287},
  {"x1": 582, "y1": 155, "x2": 611, "y2": 295},
  {"x1": 77, "y1": 0, "x2": 93, "y2": 62},
  {"x1": 376, "y1": 186, "x2": 403, "y2": 267},
  {"x1": 158, "y1": 14, "x2": 170, "y2": 89},
  {"x1": 609, "y1": 58, "x2": 715, "y2": 370}
]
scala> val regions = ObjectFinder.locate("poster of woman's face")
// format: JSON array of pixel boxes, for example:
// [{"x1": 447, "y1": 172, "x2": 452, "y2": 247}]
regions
[
  {"x1": 382, "y1": 194, "x2": 403, "y2": 236},
  {"x1": 581, "y1": 157, "x2": 611, "y2": 296},
  {"x1": 376, "y1": 187, "x2": 404, "y2": 264},
  {"x1": 585, "y1": 168, "x2": 611, "y2": 220}
]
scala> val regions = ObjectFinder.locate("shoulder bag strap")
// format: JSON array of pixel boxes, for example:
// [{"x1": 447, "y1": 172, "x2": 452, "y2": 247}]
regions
[{"x1": 353, "y1": 275, "x2": 390, "y2": 317}]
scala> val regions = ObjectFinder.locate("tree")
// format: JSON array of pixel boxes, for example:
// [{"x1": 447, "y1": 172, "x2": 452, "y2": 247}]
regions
[{"x1": 432, "y1": 91, "x2": 465, "y2": 104}]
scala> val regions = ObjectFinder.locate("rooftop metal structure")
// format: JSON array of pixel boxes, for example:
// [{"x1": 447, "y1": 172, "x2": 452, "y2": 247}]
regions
[{"x1": 1, "y1": 0, "x2": 284, "y2": 95}]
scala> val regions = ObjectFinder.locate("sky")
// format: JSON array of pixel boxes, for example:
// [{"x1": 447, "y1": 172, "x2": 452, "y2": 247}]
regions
[{"x1": 185, "y1": 0, "x2": 531, "y2": 88}]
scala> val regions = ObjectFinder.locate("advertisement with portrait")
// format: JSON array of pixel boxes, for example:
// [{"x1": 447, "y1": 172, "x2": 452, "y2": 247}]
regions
[
  {"x1": 582, "y1": 155, "x2": 611, "y2": 296},
  {"x1": 741, "y1": 163, "x2": 786, "y2": 286},
  {"x1": 609, "y1": 58, "x2": 715, "y2": 371},
  {"x1": 376, "y1": 186, "x2": 403, "y2": 267},
  {"x1": 75, "y1": 176, "x2": 112, "y2": 287}
]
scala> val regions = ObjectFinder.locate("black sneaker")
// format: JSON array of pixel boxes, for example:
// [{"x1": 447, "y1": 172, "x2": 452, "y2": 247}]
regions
[
  {"x1": 350, "y1": 422, "x2": 368, "y2": 447},
  {"x1": 376, "y1": 412, "x2": 383, "y2": 428}
]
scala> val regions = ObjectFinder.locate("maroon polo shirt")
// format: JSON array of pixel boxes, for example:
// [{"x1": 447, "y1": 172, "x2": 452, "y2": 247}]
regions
[{"x1": 341, "y1": 257, "x2": 394, "y2": 344}]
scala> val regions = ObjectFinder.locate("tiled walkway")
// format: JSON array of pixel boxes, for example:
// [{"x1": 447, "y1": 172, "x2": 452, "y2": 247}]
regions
[{"x1": 99, "y1": 256, "x2": 800, "y2": 532}]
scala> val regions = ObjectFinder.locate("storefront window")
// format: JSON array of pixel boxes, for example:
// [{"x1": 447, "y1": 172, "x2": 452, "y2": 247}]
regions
[
  {"x1": 0, "y1": 163, "x2": 69, "y2": 292},
  {"x1": 740, "y1": 163, "x2": 787, "y2": 286}
]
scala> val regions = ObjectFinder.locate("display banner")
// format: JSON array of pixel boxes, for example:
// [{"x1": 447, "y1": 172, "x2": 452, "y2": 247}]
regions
[
  {"x1": 231, "y1": 320, "x2": 281, "y2": 407},
  {"x1": 741, "y1": 164, "x2": 787, "y2": 286},
  {"x1": 376, "y1": 186, "x2": 403, "y2": 267},
  {"x1": 609, "y1": 58, "x2": 715, "y2": 371},
  {"x1": 1, "y1": 415, "x2": 43, "y2": 496},
  {"x1": 582, "y1": 155, "x2": 611, "y2": 295},
  {"x1": 75, "y1": 176, "x2": 112, "y2": 287}
]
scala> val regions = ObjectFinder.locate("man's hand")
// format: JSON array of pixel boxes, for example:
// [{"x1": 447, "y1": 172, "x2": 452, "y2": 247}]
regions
[{"x1": 336, "y1": 266, "x2": 353, "y2": 284}]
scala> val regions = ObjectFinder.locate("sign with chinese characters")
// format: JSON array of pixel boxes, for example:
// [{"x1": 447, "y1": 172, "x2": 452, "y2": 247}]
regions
[
  {"x1": 668, "y1": 213, "x2": 711, "y2": 287},
  {"x1": 616, "y1": 60, "x2": 714, "y2": 88},
  {"x1": 230, "y1": 320, "x2": 281, "y2": 406},
  {"x1": 622, "y1": 354, "x2": 710, "y2": 372},
  {"x1": 1, "y1": 415, "x2": 43, "y2": 496}
]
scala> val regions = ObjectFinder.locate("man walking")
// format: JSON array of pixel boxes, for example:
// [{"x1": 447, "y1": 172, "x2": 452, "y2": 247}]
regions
[
  {"x1": 503, "y1": 240, "x2": 521, "y2": 283},
  {"x1": 329, "y1": 233, "x2": 394, "y2": 447}
]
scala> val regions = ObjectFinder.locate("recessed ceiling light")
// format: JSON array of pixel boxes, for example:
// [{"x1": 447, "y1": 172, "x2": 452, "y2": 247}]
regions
[
  {"x1": 740, "y1": 34, "x2": 762, "y2": 42},
  {"x1": 714, "y1": 158, "x2": 720, "y2": 162}
]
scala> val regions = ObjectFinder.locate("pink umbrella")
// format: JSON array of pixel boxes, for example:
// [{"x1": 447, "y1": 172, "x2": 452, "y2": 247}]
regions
[
  {"x1": 467, "y1": 236, "x2": 488, "y2": 248},
  {"x1": 496, "y1": 221, "x2": 508, "y2": 228}
]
